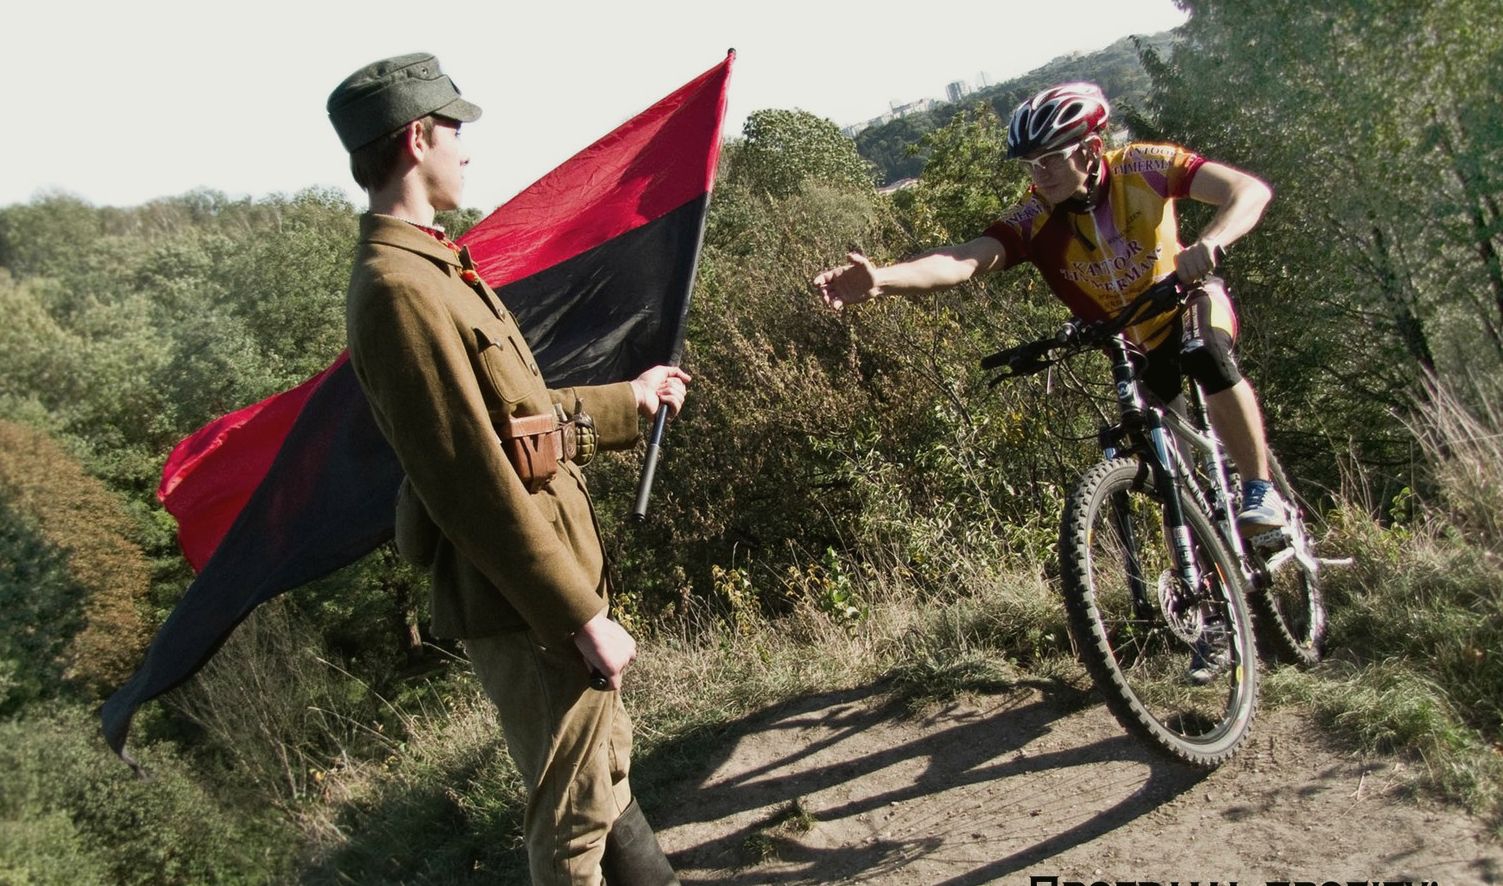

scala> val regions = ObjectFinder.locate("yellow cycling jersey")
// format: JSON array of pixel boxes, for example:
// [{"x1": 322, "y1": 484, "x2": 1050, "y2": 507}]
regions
[{"x1": 983, "y1": 142, "x2": 1207, "y2": 348}]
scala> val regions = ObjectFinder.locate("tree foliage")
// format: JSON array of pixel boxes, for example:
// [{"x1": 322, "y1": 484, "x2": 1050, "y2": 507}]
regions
[
  {"x1": 0, "y1": 420, "x2": 150, "y2": 708},
  {"x1": 0, "y1": 704, "x2": 286, "y2": 884},
  {"x1": 1126, "y1": 0, "x2": 1503, "y2": 494},
  {"x1": 728, "y1": 108, "x2": 876, "y2": 198}
]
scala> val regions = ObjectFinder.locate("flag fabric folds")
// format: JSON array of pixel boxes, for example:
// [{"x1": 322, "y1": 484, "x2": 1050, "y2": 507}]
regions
[
  {"x1": 102, "y1": 51, "x2": 733, "y2": 758},
  {"x1": 158, "y1": 357, "x2": 351, "y2": 573}
]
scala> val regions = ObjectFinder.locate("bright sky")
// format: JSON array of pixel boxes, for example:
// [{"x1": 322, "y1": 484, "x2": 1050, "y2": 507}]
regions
[{"x1": 5, "y1": 0, "x2": 1186, "y2": 211}]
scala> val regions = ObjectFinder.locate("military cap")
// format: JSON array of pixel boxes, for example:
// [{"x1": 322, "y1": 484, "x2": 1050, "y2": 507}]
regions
[{"x1": 327, "y1": 52, "x2": 482, "y2": 152}]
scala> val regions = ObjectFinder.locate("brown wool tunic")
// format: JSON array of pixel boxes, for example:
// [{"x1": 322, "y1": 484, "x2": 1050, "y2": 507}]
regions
[{"x1": 345, "y1": 213, "x2": 641, "y2": 641}]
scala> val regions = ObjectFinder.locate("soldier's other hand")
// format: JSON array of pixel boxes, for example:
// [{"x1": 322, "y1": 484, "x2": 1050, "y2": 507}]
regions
[
  {"x1": 813, "y1": 252, "x2": 881, "y2": 310},
  {"x1": 631, "y1": 365, "x2": 691, "y2": 418},
  {"x1": 573, "y1": 612, "x2": 636, "y2": 691}
]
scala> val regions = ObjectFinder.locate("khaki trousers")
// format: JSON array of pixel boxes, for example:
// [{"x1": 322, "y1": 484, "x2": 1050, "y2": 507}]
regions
[{"x1": 466, "y1": 631, "x2": 634, "y2": 885}]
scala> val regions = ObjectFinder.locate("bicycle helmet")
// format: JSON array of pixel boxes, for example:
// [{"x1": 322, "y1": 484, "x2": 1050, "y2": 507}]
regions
[{"x1": 1006, "y1": 82, "x2": 1111, "y2": 159}]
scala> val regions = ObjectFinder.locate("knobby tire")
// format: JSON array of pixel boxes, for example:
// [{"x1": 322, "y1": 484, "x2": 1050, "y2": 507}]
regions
[{"x1": 1060, "y1": 457, "x2": 1259, "y2": 767}]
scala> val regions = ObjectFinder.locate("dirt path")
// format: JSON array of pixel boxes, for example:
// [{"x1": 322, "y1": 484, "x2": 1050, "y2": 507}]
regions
[{"x1": 645, "y1": 683, "x2": 1501, "y2": 885}]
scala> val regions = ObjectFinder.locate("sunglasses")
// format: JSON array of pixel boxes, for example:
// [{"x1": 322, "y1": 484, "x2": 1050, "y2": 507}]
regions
[{"x1": 1017, "y1": 141, "x2": 1083, "y2": 171}]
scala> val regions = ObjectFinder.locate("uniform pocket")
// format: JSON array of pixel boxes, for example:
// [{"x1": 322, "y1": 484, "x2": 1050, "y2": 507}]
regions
[{"x1": 474, "y1": 325, "x2": 537, "y2": 405}]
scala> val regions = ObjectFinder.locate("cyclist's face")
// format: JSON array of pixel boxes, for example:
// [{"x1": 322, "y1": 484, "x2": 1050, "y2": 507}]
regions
[{"x1": 1023, "y1": 137, "x2": 1096, "y2": 203}]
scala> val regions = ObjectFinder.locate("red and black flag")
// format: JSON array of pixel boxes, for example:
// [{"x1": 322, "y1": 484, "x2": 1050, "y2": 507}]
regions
[{"x1": 102, "y1": 51, "x2": 733, "y2": 760}]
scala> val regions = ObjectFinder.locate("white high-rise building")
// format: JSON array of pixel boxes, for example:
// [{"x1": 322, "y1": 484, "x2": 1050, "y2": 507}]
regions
[{"x1": 946, "y1": 80, "x2": 971, "y2": 103}]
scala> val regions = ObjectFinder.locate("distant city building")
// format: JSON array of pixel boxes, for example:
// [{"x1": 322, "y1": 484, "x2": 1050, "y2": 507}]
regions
[
  {"x1": 841, "y1": 72, "x2": 986, "y2": 138},
  {"x1": 889, "y1": 98, "x2": 939, "y2": 118}
]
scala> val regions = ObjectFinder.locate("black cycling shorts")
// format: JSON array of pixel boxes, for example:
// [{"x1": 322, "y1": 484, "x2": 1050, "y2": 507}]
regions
[{"x1": 1138, "y1": 281, "x2": 1244, "y2": 403}]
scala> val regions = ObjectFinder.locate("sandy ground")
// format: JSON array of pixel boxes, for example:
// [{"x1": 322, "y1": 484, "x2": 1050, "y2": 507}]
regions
[{"x1": 646, "y1": 683, "x2": 1502, "y2": 885}]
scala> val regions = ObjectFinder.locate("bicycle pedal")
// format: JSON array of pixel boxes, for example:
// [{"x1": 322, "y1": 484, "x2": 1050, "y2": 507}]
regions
[{"x1": 1247, "y1": 527, "x2": 1290, "y2": 551}]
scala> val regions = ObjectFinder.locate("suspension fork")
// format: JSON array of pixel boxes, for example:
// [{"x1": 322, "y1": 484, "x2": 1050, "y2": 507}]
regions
[
  {"x1": 1146, "y1": 412, "x2": 1202, "y2": 590},
  {"x1": 1103, "y1": 338, "x2": 1201, "y2": 593},
  {"x1": 1100, "y1": 419, "x2": 1155, "y2": 620},
  {"x1": 1107, "y1": 489, "x2": 1155, "y2": 621}
]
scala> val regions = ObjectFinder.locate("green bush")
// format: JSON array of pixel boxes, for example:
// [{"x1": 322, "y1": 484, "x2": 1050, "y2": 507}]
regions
[{"x1": 0, "y1": 704, "x2": 290, "y2": 884}]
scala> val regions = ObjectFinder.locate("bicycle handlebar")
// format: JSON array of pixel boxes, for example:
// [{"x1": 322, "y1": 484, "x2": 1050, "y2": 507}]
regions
[{"x1": 981, "y1": 277, "x2": 1189, "y2": 384}]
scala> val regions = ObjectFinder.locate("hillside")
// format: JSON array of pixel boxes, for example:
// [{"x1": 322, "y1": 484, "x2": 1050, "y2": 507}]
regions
[{"x1": 854, "y1": 30, "x2": 1179, "y2": 184}]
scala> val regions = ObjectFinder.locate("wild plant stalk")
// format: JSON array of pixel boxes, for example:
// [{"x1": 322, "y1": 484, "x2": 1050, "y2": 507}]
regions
[
  {"x1": 1411, "y1": 371, "x2": 1503, "y2": 549},
  {"x1": 1271, "y1": 373, "x2": 1503, "y2": 825}
]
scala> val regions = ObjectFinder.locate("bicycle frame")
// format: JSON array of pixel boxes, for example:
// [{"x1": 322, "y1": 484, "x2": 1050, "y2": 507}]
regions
[
  {"x1": 1096, "y1": 334, "x2": 1229, "y2": 600},
  {"x1": 1096, "y1": 334, "x2": 1333, "y2": 598},
  {"x1": 985, "y1": 277, "x2": 1338, "y2": 762}
]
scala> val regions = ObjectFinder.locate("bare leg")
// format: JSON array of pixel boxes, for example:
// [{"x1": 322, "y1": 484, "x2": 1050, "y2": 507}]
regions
[{"x1": 1204, "y1": 379, "x2": 1270, "y2": 481}]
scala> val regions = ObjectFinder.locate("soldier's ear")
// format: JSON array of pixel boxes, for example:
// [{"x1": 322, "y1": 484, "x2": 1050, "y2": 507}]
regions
[{"x1": 404, "y1": 121, "x2": 431, "y2": 160}]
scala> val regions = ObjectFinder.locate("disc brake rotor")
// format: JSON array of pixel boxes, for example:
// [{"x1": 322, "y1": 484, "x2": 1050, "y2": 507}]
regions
[{"x1": 1156, "y1": 569, "x2": 1205, "y2": 644}]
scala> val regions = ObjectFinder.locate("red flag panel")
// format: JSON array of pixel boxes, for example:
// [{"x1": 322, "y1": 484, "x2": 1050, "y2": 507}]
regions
[{"x1": 158, "y1": 354, "x2": 350, "y2": 572}]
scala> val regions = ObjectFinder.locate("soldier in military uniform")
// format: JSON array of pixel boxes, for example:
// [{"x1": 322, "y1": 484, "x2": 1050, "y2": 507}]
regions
[{"x1": 328, "y1": 52, "x2": 686, "y2": 885}]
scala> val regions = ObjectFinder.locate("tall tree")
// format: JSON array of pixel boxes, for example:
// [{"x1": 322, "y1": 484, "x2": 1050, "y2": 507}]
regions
[{"x1": 1130, "y1": 0, "x2": 1503, "y2": 488}]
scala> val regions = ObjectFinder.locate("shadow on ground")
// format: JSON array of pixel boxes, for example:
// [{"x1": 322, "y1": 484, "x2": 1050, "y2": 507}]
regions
[{"x1": 633, "y1": 676, "x2": 1211, "y2": 884}]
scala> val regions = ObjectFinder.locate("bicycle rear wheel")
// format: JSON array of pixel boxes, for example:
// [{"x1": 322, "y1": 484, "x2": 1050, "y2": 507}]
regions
[
  {"x1": 1246, "y1": 455, "x2": 1327, "y2": 666},
  {"x1": 1060, "y1": 457, "x2": 1258, "y2": 767}
]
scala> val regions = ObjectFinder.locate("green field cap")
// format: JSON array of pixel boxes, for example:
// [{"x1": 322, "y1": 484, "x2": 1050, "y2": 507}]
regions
[{"x1": 327, "y1": 52, "x2": 482, "y2": 151}]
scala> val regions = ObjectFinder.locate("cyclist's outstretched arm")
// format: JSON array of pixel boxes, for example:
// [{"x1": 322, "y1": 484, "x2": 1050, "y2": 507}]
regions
[
  {"x1": 1177, "y1": 161, "x2": 1273, "y2": 282},
  {"x1": 814, "y1": 236, "x2": 1006, "y2": 310}
]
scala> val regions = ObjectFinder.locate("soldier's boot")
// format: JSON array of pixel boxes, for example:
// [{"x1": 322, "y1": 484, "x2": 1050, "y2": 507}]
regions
[{"x1": 601, "y1": 799, "x2": 678, "y2": 886}]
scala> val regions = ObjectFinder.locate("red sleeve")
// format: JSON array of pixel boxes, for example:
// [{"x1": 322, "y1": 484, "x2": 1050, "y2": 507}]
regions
[
  {"x1": 982, "y1": 195, "x2": 1051, "y2": 271},
  {"x1": 1170, "y1": 149, "x2": 1208, "y2": 199},
  {"x1": 981, "y1": 221, "x2": 1028, "y2": 270}
]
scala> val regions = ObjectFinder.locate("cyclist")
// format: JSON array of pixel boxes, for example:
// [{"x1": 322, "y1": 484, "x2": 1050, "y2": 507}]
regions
[{"x1": 814, "y1": 81, "x2": 1285, "y2": 535}]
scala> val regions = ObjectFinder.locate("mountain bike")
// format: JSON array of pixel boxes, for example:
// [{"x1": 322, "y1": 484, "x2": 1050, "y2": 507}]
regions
[{"x1": 982, "y1": 278, "x2": 1337, "y2": 766}]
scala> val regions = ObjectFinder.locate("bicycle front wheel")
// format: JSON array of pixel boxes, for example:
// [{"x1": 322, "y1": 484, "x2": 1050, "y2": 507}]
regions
[{"x1": 1060, "y1": 457, "x2": 1259, "y2": 767}]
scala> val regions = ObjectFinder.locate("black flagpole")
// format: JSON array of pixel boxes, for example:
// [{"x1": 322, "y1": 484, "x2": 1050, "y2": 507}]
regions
[{"x1": 631, "y1": 48, "x2": 733, "y2": 522}]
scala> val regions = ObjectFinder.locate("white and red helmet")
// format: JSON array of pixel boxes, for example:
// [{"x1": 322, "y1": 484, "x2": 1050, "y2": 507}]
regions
[{"x1": 1006, "y1": 82, "x2": 1111, "y2": 158}]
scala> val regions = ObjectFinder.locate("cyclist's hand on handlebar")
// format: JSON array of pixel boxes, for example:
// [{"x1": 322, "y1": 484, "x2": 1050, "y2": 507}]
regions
[
  {"x1": 1174, "y1": 238, "x2": 1220, "y2": 284},
  {"x1": 814, "y1": 252, "x2": 881, "y2": 310}
]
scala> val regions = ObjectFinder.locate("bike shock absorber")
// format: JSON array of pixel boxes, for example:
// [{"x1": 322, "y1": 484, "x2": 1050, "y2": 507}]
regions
[
  {"x1": 1108, "y1": 342, "x2": 1145, "y2": 423},
  {"x1": 1147, "y1": 413, "x2": 1202, "y2": 590}
]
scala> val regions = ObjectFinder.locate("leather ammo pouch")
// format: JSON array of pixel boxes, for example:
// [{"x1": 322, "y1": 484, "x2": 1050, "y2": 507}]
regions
[{"x1": 500, "y1": 412, "x2": 565, "y2": 493}]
